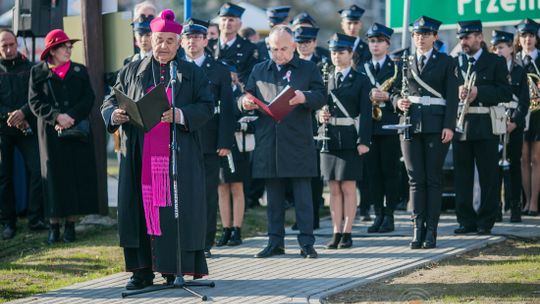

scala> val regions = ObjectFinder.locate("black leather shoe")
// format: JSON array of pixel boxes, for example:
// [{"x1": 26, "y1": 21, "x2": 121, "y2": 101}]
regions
[
  {"x1": 63, "y1": 221, "x2": 76, "y2": 243},
  {"x1": 477, "y1": 228, "x2": 492, "y2": 235},
  {"x1": 48, "y1": 223, "x2": 60, "y2": 245},
  {"x1": 300, "y1": 245, "x2": 318, "y2": 258},
  {"x1": 510, "y1": 202, "x2": 522, "y2": 223},
  {"x1": 410, "y1": 220, "x2": 425, "y2": 250},
  {"x1": 2, "y1": 224, "x2": 16, "y2": 240},
  {"x1": 227, "y1": 227, "x2": 242, "y2": 246},
  {"x1": 28, "y1": 220, "x2": 48, "y2": 231},
  {"x1": 325, "y1": 233, "x2": 342, "y2": 249},
  {"x1": 338, "y1": 233, "x2": 352, "y2": 249},
  {"x1": 254, "y1": 244, "x2": 285, "y2": 258},
  {"x1": 528, "y1": 210, "x2": 539, "y2": 216},
  {"x1": 378, "y1": 215, "x2": 395, "y2": 233},
  {"x1": 454, "y1": 226, "x2": 477, "y2": 234},
  {"x1": 291, "y1": 223, "x2": 299, "y2": 230},
  {"x1": 422, "y1": 228, "x2": 437, "y2": 249},
  {"x1": 216, "y1": 227, "x2": 231, "y2": 247},
  {"x1": 125, "y1": 277, "x2": 153, "y2": 290},
  {"x1": 367, "y1": 215, "x2": 384, "y2": 233}
]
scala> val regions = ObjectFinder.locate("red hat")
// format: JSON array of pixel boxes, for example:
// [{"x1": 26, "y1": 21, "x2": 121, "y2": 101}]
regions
[
  {"x1": 41, "y1": 29, "x2": 80, "y2": 61},
  {"x1": 150, "y1": 9, "x2": 183, "y2": 34}
]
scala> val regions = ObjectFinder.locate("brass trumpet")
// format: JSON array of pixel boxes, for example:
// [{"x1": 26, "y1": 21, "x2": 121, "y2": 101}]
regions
[
  {"x1": 370, "y1": 64, "x2": 398, "y2": 121},
  {"x1": 456, "y1": 60, "x2": 477, "y2": 133}
]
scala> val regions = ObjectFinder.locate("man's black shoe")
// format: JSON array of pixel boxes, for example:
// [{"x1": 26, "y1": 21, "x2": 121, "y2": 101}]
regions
[
  {"x1": 2, "y1": 224, "x2": 16, "y2": 240},
  {"x1": 125, "y1": 277, "x2": 153, "y2": 290},
  {"x1": 477, "y1": 228, "x2": 492, "y2": 235},
  {"x1": 254, "y1": 244, "x2": 285, "y2": 258},
  {"x1": 454, "y1": 226, "x2": 477, "y2": 234},
  {"x1": 300, "y1": 245, "x2": 318, "y2": 258},
  {"x1": 28, "y1": 220, "x2": 48, "y2": 231}
]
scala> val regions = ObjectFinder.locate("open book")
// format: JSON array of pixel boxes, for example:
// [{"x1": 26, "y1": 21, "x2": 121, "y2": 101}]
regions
[
  {"x1": 245, "y1": 85, "x2": 297, "y2": 122},
  {"x1": 113, "y1": 83, "x2": 170, "y2": 132}
]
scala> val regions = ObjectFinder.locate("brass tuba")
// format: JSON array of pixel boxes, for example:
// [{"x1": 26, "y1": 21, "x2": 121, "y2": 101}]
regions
[
  {"x1": 528, "y1": 73, "x2": 540, "y2": 112},
  {"x1": 371, "y1": 64, "x2": 398, "y2": 121}
]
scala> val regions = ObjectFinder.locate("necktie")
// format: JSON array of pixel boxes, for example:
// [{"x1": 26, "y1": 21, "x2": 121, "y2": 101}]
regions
[
  {"x1": 374, "y1": 62, "x2": 380, "y2": 75},
  {"x1": 468, "y1": 56, "x2": 476, "y2": 65},
  {"x1": 524, "y1": 55, "x2": 532, "y2": 67},
  {"x1": 336, "y1": 72, "x2": 343, "y2": 87},
  {"x1": 418, "y1": 55, "x2": 426, "y2": 71}
]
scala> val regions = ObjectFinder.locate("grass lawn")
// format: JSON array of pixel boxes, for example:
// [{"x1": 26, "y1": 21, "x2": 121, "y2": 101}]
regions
[
  {"x1": 326, "y1": 237, "x2": 540, "y2": 304},
  {"x1": 0, "y1": 204, "x2": 314, "y2": 303}
]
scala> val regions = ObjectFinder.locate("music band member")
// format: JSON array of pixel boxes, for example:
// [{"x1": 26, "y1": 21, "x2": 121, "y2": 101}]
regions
[
  {"x1": 319, "y1": 33, "x2": 372, "y2": 249},
  {"x1": 396, "y1": 16, "x2": 458, "y2": 249}
]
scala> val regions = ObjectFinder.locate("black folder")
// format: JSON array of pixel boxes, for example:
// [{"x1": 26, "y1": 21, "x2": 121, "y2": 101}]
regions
[{"x1": 113, "y1": 83, "x2": 170, "y2": 132}]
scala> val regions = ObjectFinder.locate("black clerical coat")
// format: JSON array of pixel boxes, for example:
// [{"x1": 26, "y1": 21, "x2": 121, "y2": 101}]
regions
[
  {"x1": 101, "y1": 56, "x2": 214, "y2": 251},
  {"x1": 242, "y1": 55, "x2": 326, "y2": 178}
]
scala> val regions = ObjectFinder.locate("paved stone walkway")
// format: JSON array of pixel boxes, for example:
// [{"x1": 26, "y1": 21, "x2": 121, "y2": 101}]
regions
[{"x1": 7, "y1": 212, "x2": 540, "y2": 304}]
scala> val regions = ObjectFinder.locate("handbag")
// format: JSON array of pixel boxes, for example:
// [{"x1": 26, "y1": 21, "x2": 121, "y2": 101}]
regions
[
  {"x1": 47, "y1": 79, "x2": 90, "y2": 142},
  {"x1": 489, "y1": 106, "x2": 507, "y2": 135}
]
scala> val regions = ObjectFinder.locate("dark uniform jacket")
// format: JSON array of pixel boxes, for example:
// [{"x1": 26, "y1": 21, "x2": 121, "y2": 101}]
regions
[
  {"x1": 515, "y1": 50, "x2": 540, "y2": 75},
  {"x1": 454, "y1": 50, "x2": 512, "y2": 141},
  {"x1": 0, "y1": 53, "x2": 34, "y2": 133},
  {"x1": 508, "y1": 61, "x2": 530, "y2": 129},
  {"x1": 100, "y1": 56, "x2": 214, "y2": 249},
  {"x1": 256, "y1": 39, "x2": 270, "y2": 63},
  {"x1": 196, "y1": 55, "x2": 235, "y2": 154},
  {"x1": 393, "y1": 49, "x2": 459, "y2": 134},
  {"x1": 358, "y1": 55, "x2": 400, "y2": 136},
  {"x1": 212, "y1": 34, "x2": 257, "y2": 85},
  {"x1": 352, "y1": 38, "x2": 371, "y2": 68},
  {"x1": 243, "y1": 55, "x2": 326, "y2": 178}
]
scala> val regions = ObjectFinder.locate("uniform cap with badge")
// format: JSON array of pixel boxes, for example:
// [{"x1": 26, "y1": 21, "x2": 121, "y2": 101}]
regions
[
  {"x1": 366, "y1": 22, "x2": 394, "y2": 40},
  {"x1": 132, "y1": 14, "x2": 154, "y2": 34},
  {"x1": 291, "y1": 12, "x2": 318, "y2": 28},
  {"x1": 338, "y1": 4, "x2": 365, "y2": 21},
  {"x1": 266, "y1": 6, "x2": 291, "y2": 27},
  {"x1": 491, "y1": 30, "x2": 514, "y2": 46},
  {"x1": 182, "y1": 18, "x2": 209, "y2": 35},
  {"x1": 457, "y1": 20, "x2": 482, "y2": 39},
  {"x1": 294, "y1": 27, "x2": 320, "y2": 43},
  {"x1": 328, "y1": 33, "x2": 356, "y2": 51},
  {"x1": 515, "y1": 18, "x2": 540, "y2": 35},
  {"x1": 411, "y1": 16, "x2": 442, "y2": 33},
  {"x1": 218, "y1": 2, "x2": 245, "y2": 18}
]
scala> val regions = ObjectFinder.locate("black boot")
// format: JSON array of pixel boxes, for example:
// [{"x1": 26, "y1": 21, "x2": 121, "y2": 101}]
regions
[
  {"x1": 216, "y1": 227, "x2": 232, "y2": 247},
  {"x1": 422, "y1": 226, "x2": 437, "y2": 249},
  {"x1": 378, "y1": 208, "x2": 395, "y2": 233},
  {"x1": 228, "y1": 227, "x2": 242, "y2": 246},
  {"x1": 325, "y1": 233, "x2": 342, "y2": 249},
  {"x1": 338, "y1": 233, "x2": 353, "y2": 249},
  {"x1": 63, "y1": 221, "x2": 76, "y2": 243},
  {"x1": 510, "y1": 201, "x2": 522, "y2": 223},
  {"x1": 48, "y1": 223, "x2": 60, "y2": 245},
  {"x1": 367, "y1": 208, "x2": 384, "y2": 233},
  {"x1": 410, "y1": 219, "x2": 425, "y2": 249}
]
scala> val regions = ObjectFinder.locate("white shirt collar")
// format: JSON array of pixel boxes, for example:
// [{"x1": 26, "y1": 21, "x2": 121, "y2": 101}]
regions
[
  {"x1": 302, "y1": 54, "x2": 314, "y2": 61},
  {"x1": 220, "y1": 36, "x2": 236, "y2": 48},
  {"x1": 416, "y1": 48, "x2": 434, "y2": 62},
  {"x1": 140, "y1": 50, "x2": 152, "y2": 58},
  {"x1": 371, "y1": 56, "x2": 386, "y2": 68},
  {"x1": 523, "y1": 48, "x2": 539, "y2": 61},
  {"x1": 187, "y1": 54, "x2": 206, "y2": 67},
  {"x1": 336, "y1": 66, "x2": 352, "y2": 80}
]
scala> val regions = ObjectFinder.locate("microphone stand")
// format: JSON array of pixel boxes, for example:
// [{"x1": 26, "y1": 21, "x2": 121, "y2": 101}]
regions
[{"x1": 122, "y1": 59, "x2": 215, "y2": 300}]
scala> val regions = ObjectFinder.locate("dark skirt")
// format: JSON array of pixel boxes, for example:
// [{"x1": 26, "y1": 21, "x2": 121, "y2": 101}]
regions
[
  {"x1": 320, "y1": 149, "x2": 362, "y2": 181},
  {"x1": 219, "y1": 147, "x2": 250, "y2": 184},
  {"x1": 525, "y1": 111, "x2": 540, "y2": 142}
]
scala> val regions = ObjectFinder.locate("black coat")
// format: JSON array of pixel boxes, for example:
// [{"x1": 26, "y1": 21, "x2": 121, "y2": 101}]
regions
[
  {"x1": 28, "y1": 61, "x2": 98, "y2": 218},
  {"x1": 454, "y1": 50, "x2": 513, "y2": 141},
  {"x1": 322, "y1": 68, "x2": 372, "y2": 150},
  {"x1": 358, "y1": 56, "x2": 400, "y2": 136},
  {"x1": 508, "y1": 61, "x2": 530, "y2": 129},
  {"x1": 212, "y1": 35, "x2": 257, "y2": 85},
  {"x1": 352, "y1": 38, "x2": 371, "y2": 69},
  {"x1": 242, "y1": 55, "x2": 326, "y2": 178},
  {"x1": 197, "y1": 55, "x2": 235, "y2": 154},
  {"x1": 255, "y1": 39, "x2": 270, "y2": 63},
  {"x1": 101, "y1": 56, "x2": 214, "y2": 249},
  {"x1": 393, "y1": 49, "x2": 459, "y2": 134}
]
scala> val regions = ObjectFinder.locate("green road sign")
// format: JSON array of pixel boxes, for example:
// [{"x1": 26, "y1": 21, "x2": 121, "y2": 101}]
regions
[{"x1": 386, "y1": 0, "x2": 540, "y2": 30}]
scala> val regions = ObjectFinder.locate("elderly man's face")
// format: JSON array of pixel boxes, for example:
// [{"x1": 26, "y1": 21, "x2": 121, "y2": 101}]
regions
[
  {"x1": 268, "y1": 31, "x2": 296, "y2": 66},
  {"x1": 0, "y1": 31, "x2": 18, "y2": 60},
  {"x1": 219, "y1": 17, "x2": 241, "y2": 35},
  {"x1": 152, "y1": 32, "x2": 180, "y2": 63}
]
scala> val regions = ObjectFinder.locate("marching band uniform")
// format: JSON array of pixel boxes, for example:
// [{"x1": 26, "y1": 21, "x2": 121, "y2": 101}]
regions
[{"x1": 338, "y1": 5, "x2": 371, "y2": 68}]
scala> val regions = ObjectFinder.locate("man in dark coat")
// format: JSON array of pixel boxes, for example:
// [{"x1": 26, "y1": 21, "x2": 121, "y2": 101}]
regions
[
  {"x1": 101, "y1": 10, "x2": 214, "y2": 289},
  {"x1": 181, "y1": 18, "x2": 235, "y2": 257},
  {"x1": 241, "y1": 25, "x2": 326, "y2": 259},
  {"x1": 0, "y1": 29, "x2": 44, "y2": 240}
]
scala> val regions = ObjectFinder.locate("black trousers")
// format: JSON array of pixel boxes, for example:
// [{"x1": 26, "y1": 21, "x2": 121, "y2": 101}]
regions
[
  {"x1": 498, "y1": 128, "x2": 523, "y2": 209},
  {"x1": 368, "y1": 135, "x2": 401, "y2": 212},
  {"x1": 265, "y1": 177, "x2": 314, "y2": 247},
  {"x1": 123, "y1": 196, "x2": 153, "y2": 278},
  {"x1": 453, "y1": 136, "x2": 500, "y2": 230},
  {"x1": 0, "y1": 132, "x2": 43, "y2": 225},
  {"x1": 204, "y1": 153, "x2": 220, "y2": 250},
  {"x1": 401, "y1": 133, "x2": 449, "y2": 227},
  {"x1": 358, "y1": 164, "x2": 371, "y2": 212}
]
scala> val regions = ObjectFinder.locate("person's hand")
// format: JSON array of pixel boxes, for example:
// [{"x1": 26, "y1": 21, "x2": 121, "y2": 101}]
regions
[
  {"x1": 507, "y1": 121, "x2": 517, "y2": 133},
  {"x1": 370, "y1": 89, "x2": 389, "y2": 103},
  {"x1": 441, "y1": 128, "x2": 453, "y2": 143},
  {"x1": 467, "y1": 86, "x2": 478, "y2": 102},
  {"x1": 459, "y1": 85, "x2": 477, "y2": 103},
  {"x1": 56, "y1": 113, "x2": 75, "y2": 129},
  {"x1": 161, "y1": 108, "x2": 183, "y2": 124},
  {"x1": 318, "y1": 108, "x2": 331, "y2": 124},
  {"x1": 242, "y1": 94, "x2": 259, "y2": 110},
  {"x1": 357, "y1": 144, "x2": 369, "y2": 155},
  {"x1": 397, "y1": 98, "x2": 411, "y2": 112},
  {"x1": 289, "y1": 90, "x2": 306, "y2": 105},
  {"x1": 217, "y1": 149, "x2": 231, "y2": 157},
  {"x1": 16, "y1": 120, "x2": 30, "y2": 131},
  {"x1": 7, "y1": 110, "x2": 25, "y2": 127},
  {"x1": 112, "y1": 109, "x2": 129, "y2": 125}
]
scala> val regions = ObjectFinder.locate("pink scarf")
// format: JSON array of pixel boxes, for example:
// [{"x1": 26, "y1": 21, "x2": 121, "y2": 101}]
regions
[
  {"x1": 141, "y1": 85, "x2": 172, "y2": 236},
  {"x1": 48, "y1": 60, "x2": 71, "y2": 80}
]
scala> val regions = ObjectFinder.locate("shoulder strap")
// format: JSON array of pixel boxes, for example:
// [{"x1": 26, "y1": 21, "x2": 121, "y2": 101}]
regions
[
  {"x1": 410, "y1": 69, "x2": 443, "y2": 99},
  {"x1": 363, "y1": 62, "x2": 379, "y2": 87},
  {"x1": 330, "y1": 91, "x2": 353, "y2": 118}
]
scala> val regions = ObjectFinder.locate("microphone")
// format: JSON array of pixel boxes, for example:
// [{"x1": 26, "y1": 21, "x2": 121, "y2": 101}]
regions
[{"x1": 170, "y1": 60, "x2": 177, "y2": 82}]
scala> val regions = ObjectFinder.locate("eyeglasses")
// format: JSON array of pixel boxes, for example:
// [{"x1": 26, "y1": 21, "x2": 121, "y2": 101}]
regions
[{"x1": 183, "y1": 34, "x2": 205, "y2": 40}]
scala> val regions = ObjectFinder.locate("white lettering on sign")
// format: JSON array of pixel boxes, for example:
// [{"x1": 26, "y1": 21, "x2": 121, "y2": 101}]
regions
[{"x1": 458, "y1": 0, "x2": 539, "y2": 15}]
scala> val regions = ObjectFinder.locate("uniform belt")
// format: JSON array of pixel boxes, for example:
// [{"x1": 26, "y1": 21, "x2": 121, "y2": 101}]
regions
[
  {"x1": 409, "y1": 96, "x2": 446, "y2": 106},
  {"x1": 467, "y1": 106, "x2": 490, "y2": 114},
  {"x1": 328, "y1": 117, "x2": 356, "y2": 126},
  {"x1": 498, "y1": 101, "x2": 518, "y2": 109}
]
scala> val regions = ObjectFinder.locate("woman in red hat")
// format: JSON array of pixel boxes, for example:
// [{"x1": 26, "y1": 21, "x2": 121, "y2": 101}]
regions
[{"x1": 28, "y1": 29, "x2": 98, "y2": 244}]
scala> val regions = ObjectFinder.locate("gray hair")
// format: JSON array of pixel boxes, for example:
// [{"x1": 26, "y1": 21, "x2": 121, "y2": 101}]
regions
[
  {"x1": 268, "y1": 25, "x2": 294, "y2": 43},
  {"x1": 133, "y1": 1, "x2": 157, "y2": 21}
]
